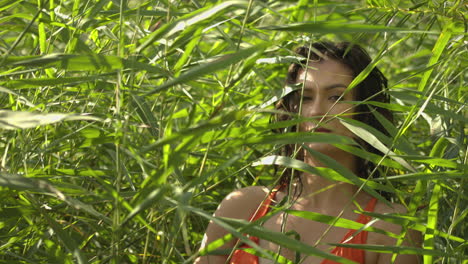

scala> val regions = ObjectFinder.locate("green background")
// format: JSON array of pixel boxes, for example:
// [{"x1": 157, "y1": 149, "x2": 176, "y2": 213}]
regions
[{"x1": 0, "y1": 0, "x2": 466, "y2": 263}]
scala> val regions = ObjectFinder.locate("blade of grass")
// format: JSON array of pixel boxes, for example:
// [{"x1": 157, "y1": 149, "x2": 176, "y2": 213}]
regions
[
  {"x1": 260, "y1": 22, "x2": 433, "y2": 34},
  {"x1": 137, "y1": 0, "x2": 247, "y2": 53},
  {"x1": 304, "y1": 145, "x2": 389, "y2": 206},
  {"x1": 253, "y1": 155, "x2": 393, "y2": 193},
  {"x1": 424, "y1": 183, "x2": 441, "y2": 264},
  {"x1": 145, "y1": 44, "x2": 267, "y2": 95},
  {"x1": 0, "y1": 110, "x2": 100, "y2": 129},
  {"x1": 285, "y1": 210, "x2": 398, "y2": 238},
  {"x1": 340, "y1": 119, "x2": 416, "y2": 172}
]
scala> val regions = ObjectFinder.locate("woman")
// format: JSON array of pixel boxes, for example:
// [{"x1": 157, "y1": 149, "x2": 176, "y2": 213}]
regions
[{"x1": 195, "y1": 42, "x2": 421, "y2": 264}]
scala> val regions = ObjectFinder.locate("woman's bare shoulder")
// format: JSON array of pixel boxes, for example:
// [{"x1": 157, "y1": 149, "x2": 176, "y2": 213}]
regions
[
  {"x1": 193, "y1": 186, "x2": 272, "y2": 264},
  {"x1": 374, "y1": 199, "x2": 408, "y2": 214},
  {"x1": 214, "y1": 185, "x2": 271, "y2": 219}
]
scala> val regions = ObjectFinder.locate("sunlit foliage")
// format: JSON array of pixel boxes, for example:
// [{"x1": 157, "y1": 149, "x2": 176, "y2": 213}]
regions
[{"x1": 0, "y1": 0, "x2": 466, "y2": 263}]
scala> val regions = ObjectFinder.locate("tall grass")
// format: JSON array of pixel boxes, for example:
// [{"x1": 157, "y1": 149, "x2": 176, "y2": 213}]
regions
[{"x1": 0, "y1": 0, "x2": 466, "y2": 263}]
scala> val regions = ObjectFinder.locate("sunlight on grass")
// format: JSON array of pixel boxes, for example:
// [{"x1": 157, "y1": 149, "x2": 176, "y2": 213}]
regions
[{"x1": 0, "y1": 0, "x2": 466, "y2": 263}]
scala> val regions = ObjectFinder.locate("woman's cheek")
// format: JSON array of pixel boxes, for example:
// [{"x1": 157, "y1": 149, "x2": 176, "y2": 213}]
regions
[{"x1": 299, "y1": 122, "x2": 312, "y2": 132}]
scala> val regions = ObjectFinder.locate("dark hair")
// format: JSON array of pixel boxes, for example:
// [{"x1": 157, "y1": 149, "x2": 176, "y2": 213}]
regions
[{"x1": 275, "y1": 41, "x2": 393, "y2": 187}]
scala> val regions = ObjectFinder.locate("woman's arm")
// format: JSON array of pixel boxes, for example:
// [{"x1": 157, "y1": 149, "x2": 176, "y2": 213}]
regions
[{"x1": 194, "y1": 186, "x2": 269, "y2": 264}]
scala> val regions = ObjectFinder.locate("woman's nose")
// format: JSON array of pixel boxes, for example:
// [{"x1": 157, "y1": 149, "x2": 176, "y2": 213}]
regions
[{"x1": 303, "y1": 98, "x2": 328, "y2": 118}]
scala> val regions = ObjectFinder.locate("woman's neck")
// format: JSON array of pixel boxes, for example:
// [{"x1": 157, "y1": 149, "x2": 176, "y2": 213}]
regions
[{"x1": 291, "y1": 149, "x2": 363, "y2": 210}]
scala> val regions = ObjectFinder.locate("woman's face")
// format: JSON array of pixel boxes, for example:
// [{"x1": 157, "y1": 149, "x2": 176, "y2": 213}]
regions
[{"x1": 296, "y1": 59, "x2": 356, "y2": 153}]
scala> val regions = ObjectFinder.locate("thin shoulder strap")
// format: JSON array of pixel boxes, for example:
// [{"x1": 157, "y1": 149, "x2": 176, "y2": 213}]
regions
[
  {"x1": 356, "y1": 197, "x2": 378, "y2": 224},
  {"x1": 249, "y1": 186, "x2": 281, "y2": 222},
  {"x1": 364, "y1": 197, "x2": 377, "y2": 212},
  {"x1": 336, "y1": 197, "x2": 378, "y2": 245}
]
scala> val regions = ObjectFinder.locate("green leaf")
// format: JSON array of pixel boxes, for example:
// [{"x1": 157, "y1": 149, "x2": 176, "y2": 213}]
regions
[
  {"x1": 260, "y1": 22, "x2": 432, "y2": 34},
  {"x1": 303, "y1": 146, "x2": 389, "y2": 206},
  {"x1": 361, "y1": 211, "x2": 465, "y2": 243},
  {"x1": 424, "y1": 183, "x2": 441, "y2": 263},
  {"x1": 394, "y1": 155, "x2": 461, "y2": 169},
  {"x1": 140, "y1": 110, "x2": 247, "y2": 153},
  {"x1": 2, "y1": 75, "x2": 109, "y2": 88},
  {"x1": 0, "y1": 172, "x2": 42, "y2": 190},
  {"x1": 389, "y1": 90, "x2": 467, "y2": 123},
  {"x1": 417, "y1": 25, "x2": 452, "y2": 92},
  {"x1": 121, "y1": 185, "x2": 170, "y2": 226},
  {"x1": 3, "y1": 54, "x2": 168, "y2": 74},
  {"x1": 0, "y1": 110, "x2": 100, "y2": 129},
  {"x1": 340, "y1": 119, "x2": 416, "y2": 172},
  {"x1": 145, "y1": 44, "x2": 267, "y2": 95},
  {"x1": 137, "y1": 0, "x2": 248, "y2": 53},
  {"x1": 285, "y1": 210, "x2": 398, "y2": 238},
  {"x1": 222, "y1": 217, "x2": 356, "y2": 264},
  {"x1": 253, "y1": 155, "x2": 392, "y2": 193},
  {"x1": 131, "y1": 94, "x2": 160, "y2": 138},
  {"x1": 335, "y1": 144, "x2": 406, "y2": 170},
  {"x1": 0, "y1": 86, "x2": 35, "y2": 107},
  {"x1": 236, "y1": 132, "x2": 356, "y2": 146},
  {"x1": 372, "y1": 171, "x2": 465, "y2": 181},
  {"x1": 42, "y1": 212, "x2": 89, "y2": 264},
  {"x1": 0, "y1": 173, "x2": 111, "y2": 225},
  {"x1": 174, "y1": 202, "x2": 278, "y2": 262}
]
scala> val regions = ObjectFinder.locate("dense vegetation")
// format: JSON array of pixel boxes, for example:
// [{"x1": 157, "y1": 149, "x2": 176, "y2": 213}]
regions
[{"x1": 0, "y1": 0, "x2": 466, "y2": 263}]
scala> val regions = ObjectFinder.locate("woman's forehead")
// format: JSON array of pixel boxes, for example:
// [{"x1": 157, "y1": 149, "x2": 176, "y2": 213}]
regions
[
  {"x1": 296, "y1": 59, "x2": 354, "y2": 85},
  {"x1": 300, "y1": 59, "x2": 353, "y2": 75}
]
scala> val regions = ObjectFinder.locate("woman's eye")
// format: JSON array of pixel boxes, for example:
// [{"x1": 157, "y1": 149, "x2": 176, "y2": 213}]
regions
[
  {"x1": 302, "y1": 96, "x2": 313, "y2": 101},
  {"x1": 329, "y1": 95, "x2": 342, "y2": 101}
]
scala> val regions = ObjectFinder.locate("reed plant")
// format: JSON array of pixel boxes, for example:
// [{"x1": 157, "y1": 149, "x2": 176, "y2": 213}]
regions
[{"x1": 0, "y1": 0, "x2": 466, "y2": 263}]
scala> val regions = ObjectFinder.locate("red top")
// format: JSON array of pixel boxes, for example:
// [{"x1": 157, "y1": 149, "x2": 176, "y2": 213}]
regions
[{"x1": 230, "y1": 187, "x2": 378, "y2": 264}]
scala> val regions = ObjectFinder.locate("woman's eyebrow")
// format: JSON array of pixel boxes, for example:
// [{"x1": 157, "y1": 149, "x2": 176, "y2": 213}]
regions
[
  {"x1": 324, "y1": 84, "x2": 348, "y2": 90},
  {"x1": 302, "y1": 83, "x2": 348, "y2": 91}
]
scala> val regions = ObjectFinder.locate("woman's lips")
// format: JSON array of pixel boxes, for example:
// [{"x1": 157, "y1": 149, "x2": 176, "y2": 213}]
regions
[{"x1": 314, "y1": 128, "x2": 332, "y2": 133}]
